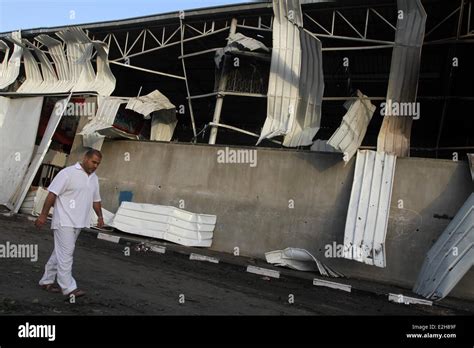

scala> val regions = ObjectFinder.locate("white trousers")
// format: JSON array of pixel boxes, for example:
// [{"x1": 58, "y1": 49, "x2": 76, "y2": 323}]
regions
[{"x1": 39, "y1": 226, "x2": 81, "y2": 295}]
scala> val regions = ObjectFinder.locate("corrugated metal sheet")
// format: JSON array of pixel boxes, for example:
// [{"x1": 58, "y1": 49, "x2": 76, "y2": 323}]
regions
[
  {"x1": 0, "y1": 31, "x2": 22, "y2": 89},
  {"x1": 150, "y1": 110, "x2": 178, "y2": 142},
  {"x1": 111, "y1": 201, "x2": 217, "y2": 247},
  {"x1": 215, "y1": 32, "x2": 269, "y2": 67},
  {"x1": 14, "y1": 28, "x2": 115, "y2": 95},
  {"x1": 126, "y1": 90, "x2": 177, "y2": 141},
  {"x1": 57, "y1": 28, "x2": 96, "y2": 93},
  {"x1": 257, "y1": 0, "x2": 302, "y2": 144},
  {"x1": 9, "y1": 97, "x2": 70, "y2": 213},
  {"x1": 343, "y1": 150, "x2": 397, "y2": 268},
  {"x1": 0, "y1": 97, "x2": 43, "y2": 207},
  {"x1": 35, "y1": 34, "x2": 74, "y2": 92},
  {"x1": 327, "y1": 90, "x2": 376, "y2": 162},
  {"x1": 125, "y1": 90, "x2": 175, "y2": 118},
  {"x1": 413, "y1": 193, "x2": 474, "y2": 300},
  {"x1": 24, "y1": 39, "x2": 61, "y2": 93},
  {"x1": 377, "y1": 0, "x2": 426, "y2": 157},
  {"x1": 265, "y1": 247, "x2": 343, "y2": 277},
  {"x1": 283, "y1": 29, "x2": 324, "y2": 147},
  {"x1": 79, "y1": 97, "x2": 128, "y2": 149},
  {"x1": 13, "y1": 42, "x2": 40, "y2": 93}
]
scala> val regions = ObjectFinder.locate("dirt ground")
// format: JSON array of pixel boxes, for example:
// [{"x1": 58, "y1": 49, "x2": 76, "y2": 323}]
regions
[{"x1": 0, "y1": 214, "x2": 472, "y2": 315}]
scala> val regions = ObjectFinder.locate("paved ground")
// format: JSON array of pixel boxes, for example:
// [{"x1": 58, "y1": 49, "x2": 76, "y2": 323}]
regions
[{"x1": 0, "y1": 214, "x2": 472, "y2": 315}]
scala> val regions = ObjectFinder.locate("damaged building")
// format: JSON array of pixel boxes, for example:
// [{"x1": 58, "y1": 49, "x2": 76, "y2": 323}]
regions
[{"x1": 0, "y1": 0, "x2": 473, "y2": 301}]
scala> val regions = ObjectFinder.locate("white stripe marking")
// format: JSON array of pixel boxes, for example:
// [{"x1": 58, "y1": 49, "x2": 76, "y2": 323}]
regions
[
  {"x1": 189, "y1": 253, "x2": 219, "y2": 263},
  {"x1": 313, "y1": 278, "x2": 352, "y2": 292},
  {"x1": 246, "y1": 265, "x2": 280, "y2": 279},
  {"x1": 388, "y1": 293, "x2": 432, "y2": 306},
  {"x1": 97, "y1": 233, "x2": 120, "y2": 243},
  {"x1": 148, "y1": 245, "x2": 166, "y2": 254}
]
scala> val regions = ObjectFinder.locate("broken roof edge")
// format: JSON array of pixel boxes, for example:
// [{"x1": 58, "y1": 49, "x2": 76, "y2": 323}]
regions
[{"x1": 0, "y1": 2, "x2": 274, "y2": 38}]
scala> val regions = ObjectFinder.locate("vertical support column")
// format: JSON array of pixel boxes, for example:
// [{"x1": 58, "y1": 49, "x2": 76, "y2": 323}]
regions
[
  {"x1": 208, "y1": 17, "x2": 238, "y2": 145},
  {"x1": 180, "y1": 18, "x2": 197, "y2": 139}
]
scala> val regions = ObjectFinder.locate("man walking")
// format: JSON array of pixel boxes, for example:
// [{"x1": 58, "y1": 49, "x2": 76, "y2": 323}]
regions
[{"x1": 35, "y1": 149, "x2": 104, "y2": 297}]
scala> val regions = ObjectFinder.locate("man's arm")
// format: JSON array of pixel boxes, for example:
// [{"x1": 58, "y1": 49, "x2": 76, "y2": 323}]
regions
[
  {"x1": 93, "y1": 201, "x2": 104, "y2": 228},
  {"x1": 35, "y1": 192, "x2": 56, "y2": 229}
]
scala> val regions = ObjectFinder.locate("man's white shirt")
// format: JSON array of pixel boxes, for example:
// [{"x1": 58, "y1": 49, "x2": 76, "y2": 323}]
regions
[{"x1": 48, "y1": 162, "x2": 101, "y2": 229}]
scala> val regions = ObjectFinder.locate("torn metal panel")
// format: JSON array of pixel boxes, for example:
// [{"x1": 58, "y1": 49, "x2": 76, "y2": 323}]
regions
[
  {"x1": 343, "y1": 150, "x2": 397, "y2": 268},
  {"x1": 57, "y1": 28, "x2": 96, "y2": 93},
  {"x1": 23, "y1": 40, "x2": 61, "y2": 93},
  {"x1": 79, "y1": 96, "x2": 128, "y2": 149},
  {"x1": 126, "y1": 90, "x2": 177, "y2": 142},
  {"x1": 16, "y1": 28, "x2": 115, "y2": 95},
  {"x1": 327, "y1": 90, "x2": 376, "y2": 162},
  {"x1": 265, "y1": 247, "x2": 343, "y2": 277},
  {"x1": 91, "y1": 41, "x2": 116, "y2": 96},
  {"x1": 9, "y1": 96, "x2": 71, "y2": 213},
  {"x1": 0, "y1": 32, "x2": 22, "y2": 89},
  {"x1": 0, "y1": 97, "x2": 44, "y2": 206},
  {"x1": 257, "y1": 0, "x2": 303, "y2": 144},
  {"x1": 111, "y1": 201, "x2": 216, "y2": 247},
  {"x1": 467, "y1": 154, "x2": 474, "y2": 182},
  {"x1": 150, "y1": 110, "x2": 178, "y2": 142},
  {"x1": 413, "y1": 193, "x2": 474, "y2": 300},
  {"x1": 214, "y1": 32, "x2": 270, "y2": 67},
  {"x1": 282, "y1": 29, "x2": 324, "y2": 147},
  {"x1": 125, "y1": 90, "x2": 175, "y2": 118},
  {"x1": 10, "y1": 39, "x2": 45, "y2": 93},
  {"x1": 36, "y1": 34, "x2": 75, "y2": 92},
  {"x1": 377, "y1": 0, "x2": 427, "y2": 157}
]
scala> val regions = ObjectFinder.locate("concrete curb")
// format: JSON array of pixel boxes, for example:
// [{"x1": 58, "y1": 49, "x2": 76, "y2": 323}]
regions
[{"x1": 80, "y1": 227, "x2": 444, "y2": 308}]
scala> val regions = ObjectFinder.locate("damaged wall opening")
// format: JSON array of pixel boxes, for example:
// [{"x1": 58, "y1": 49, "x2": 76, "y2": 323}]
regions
[{"x1": 1, "y1": 0, "x2": 471, "y2": 158}]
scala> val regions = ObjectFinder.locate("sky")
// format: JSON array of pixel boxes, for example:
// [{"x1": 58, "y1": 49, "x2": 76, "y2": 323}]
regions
[{"x1": 0, "y1": 0, "x2": 256, "y2": 32}]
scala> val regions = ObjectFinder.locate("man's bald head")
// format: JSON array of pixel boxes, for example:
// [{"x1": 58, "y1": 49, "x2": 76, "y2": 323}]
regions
[{"x1": 82, "y1": 149, "x2": 102, "y2": 174}]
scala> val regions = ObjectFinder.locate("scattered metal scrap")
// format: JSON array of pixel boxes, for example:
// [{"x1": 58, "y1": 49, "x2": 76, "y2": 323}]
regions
[
  {"x1": 265, "y1": 247, "x2": 343, "y2": 277},
  {"x1": 413, "y1": 193, "x2": 474, "y2": 300}
]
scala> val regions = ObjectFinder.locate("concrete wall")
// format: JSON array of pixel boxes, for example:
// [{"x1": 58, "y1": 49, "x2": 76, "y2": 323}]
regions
[{"x1": 88, "y1": 140, "x2": 474, "y2": 300}]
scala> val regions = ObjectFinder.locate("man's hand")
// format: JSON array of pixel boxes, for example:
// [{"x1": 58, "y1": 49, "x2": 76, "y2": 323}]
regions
[
  {"x1": 35, "y1": 213, "x2": 48, "y2": 229},
  {"x1": 97, "y1": 217, "x2": 104, "y2": 228}
]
